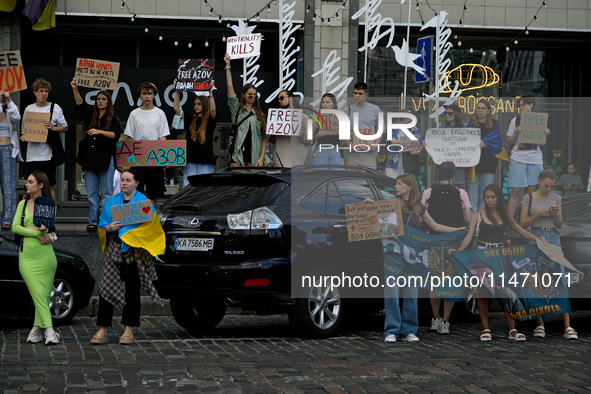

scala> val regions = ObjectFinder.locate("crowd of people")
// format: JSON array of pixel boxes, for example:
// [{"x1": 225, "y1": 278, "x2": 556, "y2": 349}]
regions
[{"x1": 1, "y1": 53, "x2": 584, "y2": 346}]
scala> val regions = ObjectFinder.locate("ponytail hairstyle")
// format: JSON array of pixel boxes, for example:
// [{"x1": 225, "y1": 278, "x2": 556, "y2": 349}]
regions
[{"x1": 189, "y1": 95, "x2": 211, "y2": 144}]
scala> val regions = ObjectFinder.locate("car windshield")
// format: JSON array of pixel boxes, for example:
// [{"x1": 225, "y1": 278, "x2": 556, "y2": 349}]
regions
[{"x1": 562, "y1": 195, "x2": 591, "y2": 222}]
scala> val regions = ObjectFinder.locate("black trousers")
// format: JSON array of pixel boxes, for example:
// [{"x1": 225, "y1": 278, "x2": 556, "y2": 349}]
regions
[{"x1": 97, "y1": 262, "x2": 141, "y2": 328}]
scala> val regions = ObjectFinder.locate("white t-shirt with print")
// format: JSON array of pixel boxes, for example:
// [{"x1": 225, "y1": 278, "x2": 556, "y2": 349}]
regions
[{"x1": 23, "y1": 103, "x2": 68, "y2": 162}]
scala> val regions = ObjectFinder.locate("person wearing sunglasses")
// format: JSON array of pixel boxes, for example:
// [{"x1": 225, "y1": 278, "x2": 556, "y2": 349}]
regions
[{"x1": 270, "y1": 90, "x2": 310, "y2": 168}]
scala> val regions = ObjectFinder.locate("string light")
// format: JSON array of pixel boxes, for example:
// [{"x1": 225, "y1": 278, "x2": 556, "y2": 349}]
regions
[
  {"x1": 205, "y1": 38, "x2": 209, "y2": 47},
  {"x1": 144, "y1": 27, "x2": 148, "y2": 33},
  {"x1": 327, "y1": 18, "x2": 331, "y2": 26},
  {"x1": 226, "y1": 22, "x2": 231, "y2": 28},
  {"x1": 188, "y1": 41, "x2": 192, "y2": 48},
  {"x1": 268, "y1": 4, "x2": 271, "y2": 13},
  {"x1": 543, "y1": 1, "x2": 546, "y2": 7},
  {"x1": 256, "y1": 14, "x2": 261, "y2": 22},
  {"x1": 469, "y1": 47, "x2": 473, "y2": 53},
  {"x1": 457, "y1": 39, "x2": 462, "y2": 47},
  {"x1": 218, "y1": 15, "x2": 222, "y2": 23},
  {"x1": 514, "y1": 40, "x2": 518, "y2": 45},
  {"x1": 534, "y1": 15, "x2": 538, "y2": 22},
  {"x1": 306, "y1": 5, "x2": 310, "y2": 13},
  {"x1": 506, "y1": 46, "x2": 510, "y2": 51},
  {"x1": 482, "y1": 51, "x2": 486, "y2": 57},
  {"x1": 159, "y1": 36, "x2": 163, "y2": 41},
  {"x1": 130, "y1": 14, "x2": 135, "y2": 22},
  {"x1": 336, "y1": 13, "x2": 340, "y2": 21},
  {"x1": 525, "y1": 27, "x2": 529, "y2": 35},
  {"x1": 120, "y1": 2, "x2": 124, "y2": 9},
  {"x1": 464, "y1": 5, "x2": 468, "y2": 13},
  {"x1": 222, "y1": 34, "x2": 226, "y2": 42},
  {"x1": 174, "y1": 40, "x2": 178, "y2": 46}
]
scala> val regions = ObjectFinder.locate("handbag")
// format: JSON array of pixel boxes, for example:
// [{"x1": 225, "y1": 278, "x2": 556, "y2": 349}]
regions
[
  {"x1": 228, "y1": 111, "x2": 254, "y2": 156},
  {"x1": 46, "y1": 103, "x2": 66, "y2": 166},
  {"x1": 470, "y1": 212, "x2": 481, "y2": 249},
  {"x1": 13, "y1": 197, "x2": 28, "y2": 252},
  {"x1": 75, "y1": 136, "x2": 88, "y2": 166},
  {"x1": 171, "y1": 109, "x2": 184, "y2": 131}
]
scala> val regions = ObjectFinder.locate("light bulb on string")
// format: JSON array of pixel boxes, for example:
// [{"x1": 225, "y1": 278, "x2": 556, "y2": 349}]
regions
[
  {"x1": 454, "y1": 34, "x2": 458, "y2": 39},
  {"x1": 120, "y1": 2, "x2": 124, "y2": 10},
  {"x1": 130, "y1": 15, "x2": 135, "y2": 22},
  {"x1": 218, "y1": 16, "x2": 222, "y2": 24},
  {"x1": 482, "y1": 51, "x2": 486, "y2": 57},
  {"x1": 312, "y1": 15, "x2": 316, "y2": 22},
  {"x1": 543, "y1": 1, "x2": 546, "y2": 7},
  {"x1": 327, "y1": 18, "x2": 331, "y2": 26},
  {"x1": 459, "y1": 19, "x2": 463, "y2": 26},
  {"x1": 273, "y1": 0, "x2": 278, "y2": 4},
  {"x1": 534, "y1": 15, "x2": 538, "y2": 22},
  {"x1": 174, "y1": 41, "x2": 178, "y2": 46},
  {"x1": 205, "y1": 39, "x2": 209, "y2": 47},
  {"x1": 306, "y1": 6, "x2": 310, "y2": 13},
  {"x1": 506, "y1": 46, "x2": 510, "y2": 52},
  {"x1": 457, "y1": 40, "x2": 462, "y2": 47},
  {"x1": 222, "y1": 34, "x2": 226, "y2": 42},
  {"x1": 226, "y1": 22, "x2": 231, "y2": 28},
  {"x1": 208, "y1": 8, "x2": 212, "y2": 16},
  {"x1": 525, "y1": 27, "x2": 529, "y2": 35},
  {"x1": 469, "y1": 47, "x2": 473, "y2": 53},
  {"x1": 268, "y1": 4, "x2": 271, "y2": 13},
  {"x1": 188, "y1": 41, "x2": 192, "y2": 48},
  {"x1": 336, "y1": 13, "x2": 340, "y2": 21},
  {"x1": 464, "y1": 6, "x2": 467, "y2": 13},
  {"x1": 244, "y1": 20, "x2": 248, "y2": 27},
  {"x1": 256, "y1": 15, "x2": 260, "y2": 22},
  {"x1": 514, "y1": 40, "x2": 518, "y2": 45},
  {"x1": 416, "y1": 5, "x2": 419, "y2": 11},
  {"x1": 159, "y1": 35, "x2": 163, "y2": 41},
  {"x1": 144, "y1": 27, "x2": 148, "y2": 33}
]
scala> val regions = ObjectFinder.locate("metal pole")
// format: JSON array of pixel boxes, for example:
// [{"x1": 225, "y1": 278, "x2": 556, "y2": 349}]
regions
[
  {"x1": 435, "y1": 14, "x2": 440, "y2": 128},
  {"x1": 402, "y1": 0, "x2": 411, "y2": 110},
  {"x1": 364, "y1": 5, "x2": 369, "y2": 83},
  {"x1": 279, "y1": 0, "x2": 284, "y2": 90}
]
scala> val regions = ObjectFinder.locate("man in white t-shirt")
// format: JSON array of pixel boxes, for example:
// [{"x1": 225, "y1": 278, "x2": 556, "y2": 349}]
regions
[
  {"x1": 22, "y1": 78, "x2": 68, "y2": 200},
  {"x1": 123, "y1": 82, "x2": 169, "y2": 205},
  {"x1": 506, "y1": 94, "x2": 551, "y2": 217}
]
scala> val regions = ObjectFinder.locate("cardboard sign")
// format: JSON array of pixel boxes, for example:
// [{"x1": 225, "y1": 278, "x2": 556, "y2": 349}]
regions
[
  {"x1": 226, "y1": 33, "x2": 262, "y2": 60},
  {"x1": 115, "y1": 140, "x2": 187, "y2": 167},
  {"x1": 111, "y1": 200, "x2": 154, "y2": 226},
  {"x1": 0, "y1": 50, "x2": 27, "y2": 92},
  {"x1": 346, "y1": 199, "x2": 404, "y2": 242},
  {"x1": 33, "y1": 197, "x2": 55, "y2": 228},
  {"x1": 536, "y1": 238, "x2": 580, "y2": 273},
  {"x1": 425, "y1": 127, "x2": 481, "y2": 167},
  {"x1": 398, "y1": 134, "x2": 422, "y2": 152},
  {"x1": 518, "y1": 112, "x2": 548, "y2": 145},
  {"x1": 322, "y1": 113, "x2": 339, "y2": 135},
  {"x1": 266, "y1": 109, "x2": 303, "y2": 136},
  {"x1": 176, "y1": 59, "x2": 215, "y2": 92},
  {"x1": 74, "y1": 58, "x2": 120, "y2": 90},
  {"x1": 352, "y1": 128, "x2": 379, "y2": 151},
  {"x1": 22, "y1": 112, "x2": 50, "y2": 142}
]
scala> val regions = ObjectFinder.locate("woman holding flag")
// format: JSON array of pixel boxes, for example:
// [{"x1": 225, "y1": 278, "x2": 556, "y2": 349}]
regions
[{"x1": 91, "y1": 169, "x2": 165, "y2": 345}]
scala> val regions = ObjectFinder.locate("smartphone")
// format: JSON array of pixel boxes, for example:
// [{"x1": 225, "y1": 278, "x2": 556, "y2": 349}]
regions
[
  {"x1": 550, "y1": 205, "x2": 559, "y2": 211},
  {"x1": 47, "y1": 232, "x2": 58, "y2": 242}
]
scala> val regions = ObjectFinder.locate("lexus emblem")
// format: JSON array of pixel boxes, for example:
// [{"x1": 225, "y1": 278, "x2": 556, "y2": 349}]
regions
[{"x1": 189, "y1": 218, "x2": 199, "y2": 226}]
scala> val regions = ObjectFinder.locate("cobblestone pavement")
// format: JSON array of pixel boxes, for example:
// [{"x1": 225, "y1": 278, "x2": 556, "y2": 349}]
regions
[{"x1": 1, "y1": 311, "x2": 591, "y2": 393}]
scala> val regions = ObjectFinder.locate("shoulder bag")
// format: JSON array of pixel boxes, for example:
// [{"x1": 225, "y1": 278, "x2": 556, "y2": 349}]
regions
[
  {"x1": 470, "y1": 212, "x2": 481, "y2": 249},
  {"x1": 46, "y1": 103, "x2": 66, "y2": 166},
  {"x1": 228, "y1": 111, "x2": 254, "y2": 156}
]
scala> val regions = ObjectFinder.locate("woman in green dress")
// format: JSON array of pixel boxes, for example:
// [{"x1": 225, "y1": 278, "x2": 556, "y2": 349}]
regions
[{"x1": 12, "y1": 171, "x2": 59, "y2": 345}]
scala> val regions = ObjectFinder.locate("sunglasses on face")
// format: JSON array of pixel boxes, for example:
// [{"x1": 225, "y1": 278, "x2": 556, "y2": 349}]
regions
[
  {"x1": 445, "y1": 112, "x2": 455, "y2": 116},
  {"x1": 278, "y1": 96, "x2": 288, "y2": 101}
]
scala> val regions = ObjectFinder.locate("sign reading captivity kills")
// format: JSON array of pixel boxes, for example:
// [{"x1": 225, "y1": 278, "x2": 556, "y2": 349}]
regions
[
  {"x1": 110, "y1": 200, "x2": 154, "y2": 226},
  {"x1": 115, "y1": 140, "x2": 187, "y2": 167},
  {"x1": 74, "y1": 58, "x2": 120, "y2": 90},
  {"x1": 176, "y1": 59, "x2": 215, "y2": 92},
  {"x1": 0, "y1": 50, "x2": 27, "y2": 93},
  {"x1": 22, "y1": 112, "x2": 50, "y2": 142},
  {"x1": 226, "y1": 33, "x2": 262, "y2": 60}
]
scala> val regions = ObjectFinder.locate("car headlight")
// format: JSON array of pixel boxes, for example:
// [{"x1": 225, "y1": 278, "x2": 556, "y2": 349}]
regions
[
  {"x1": 227, "y1": 207, "x2": 282, "y2": 230},
  {"x1": 157, "y1": 211, "x2": 168, "y2": 225}
]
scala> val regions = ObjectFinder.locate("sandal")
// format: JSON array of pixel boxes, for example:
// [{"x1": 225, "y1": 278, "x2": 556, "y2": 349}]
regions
[
  {"x1": 480, "y1": 329, "x2": 492, "y2": 341},
  {"x1": 508, "y1": 329, "x2": 526, "y2": 341},
  {"x1": 533, "y1": 325, "x2": 546, "y2": 338},
  {"x1": 119, "y1": 332, "x2": 135, "y2": 345},
  {"x1": 86, "y1": 225, "x2": 98, "y2": 233},
  {"x1": 90, "y1": 330, "x2": 108, "y2": 345},
  {"x1": 564, "y1": 327, "x2": 578, "y2": 340},
  {"x1": 2, "y1": 224, "x2": 11, "y2": 230}
]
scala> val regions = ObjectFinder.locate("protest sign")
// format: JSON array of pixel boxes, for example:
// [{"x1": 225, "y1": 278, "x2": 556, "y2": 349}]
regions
[
  {"x1": 111, "y1": 200, "x2": 154, "y2": 226},
  {"x1": 322, "y1": 113, "x2": 339, "y2": 135},
  {"x1": 33, "y1": 197, "x2": 55, "y2": 228},
  {"x1": 346, "y1": 199, "x2": 404, "y2": 242},
  {"x1": 398, "y1": 133, "x2": 422, "y2": 152},
  {"x1": 22, "y1": 112, "x2": 50, "y2": 142},
  {"x1": 176, "y1": 59, "x2": 215, "y2": 92},
  {"x1": 0, "y1": 50, "x2": 27, "y2": 92},
  {"x1": 116, "y1": 140, "x2": 187, "y2": 167},
  {"x1": 266, "y1": 109, "x2": 303, "y2": 136},
  {"x1": 74, "y1": 58, "x2": 120, "y2": 90},
  {"x1": 518, "y1": 112, "x2": 548, "y2": 145},
  {"x1": 425, "y1": 127, "x2": 481, "y2": 167},
  {"x1": 352, "y1": 128, "x2": 379, "y2": 151},
  {"x1": 536, "y1": 238, "x2": 580, "y2": 273},
  {"x1": 226, "y1": 33, "x2": 262, "y2": 60}
]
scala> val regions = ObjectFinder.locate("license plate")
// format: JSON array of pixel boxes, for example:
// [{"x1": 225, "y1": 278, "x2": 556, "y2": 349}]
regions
[{"x1": 173, "y1": 237, "x2": 214, "y2": 251}]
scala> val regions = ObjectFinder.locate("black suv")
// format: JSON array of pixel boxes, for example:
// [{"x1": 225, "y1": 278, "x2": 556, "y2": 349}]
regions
[{"x1": 155, "y1": 166, "x2": 396, "y2": 338}]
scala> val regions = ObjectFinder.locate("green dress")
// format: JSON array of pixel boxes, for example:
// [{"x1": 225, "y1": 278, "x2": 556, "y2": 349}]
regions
[{"x1": 12, "y1": 199, "x2": 57, "y2": 328}]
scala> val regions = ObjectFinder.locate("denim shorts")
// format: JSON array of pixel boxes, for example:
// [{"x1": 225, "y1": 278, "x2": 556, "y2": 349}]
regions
[{"x1": 507, "y1": 161, "x2": 544, "y2": 188}]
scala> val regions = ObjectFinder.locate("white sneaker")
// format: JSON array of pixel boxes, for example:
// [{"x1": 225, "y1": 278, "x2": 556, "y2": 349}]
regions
[
  {"x1": 384, "y1": 335, "x2": 396, "y2": 343},
  {"x1": 430, "y1": 317, "x2": 441, "y2": 331},
  {"x1": 26, "y1": 327, "x2": 44, "y2": 343},
  {"x1": 45, "y1": 329, "x2": 61, "y2": 346},
  {"x1": 399, "y1": 333, "x2": 420, "y2": 342},
  {"x1": 438, "y1": 321, "x2": 450, "y2": 334}
]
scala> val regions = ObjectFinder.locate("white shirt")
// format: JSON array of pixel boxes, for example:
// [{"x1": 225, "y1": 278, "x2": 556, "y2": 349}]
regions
[
  {"x1": 23, "y1": 103, "x2": 68, "y2": 162},
  {"x1": 124, "y1": 107, "x2": 170, "y2": 141},
  {"x1": 506, "y1": 116, "x2": 543, "y2": 165}
]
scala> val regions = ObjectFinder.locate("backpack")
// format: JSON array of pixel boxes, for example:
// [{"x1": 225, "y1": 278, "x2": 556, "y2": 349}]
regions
[{"x1": 426, "y1": 183, "x2": 465, "y2": 228}]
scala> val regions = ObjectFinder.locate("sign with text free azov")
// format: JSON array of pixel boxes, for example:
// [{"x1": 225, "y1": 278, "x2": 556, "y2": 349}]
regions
[
  {"x1": 518, "y1": 112, "x2": 548, "y2": 145},
  {"x1": 425, "y1": 127, "x2": 481, "y2": 167},
  {"x1": 111, "y1": 200, "x2": 154, "y2": 226},
  {"x1": 266, "y1": 109, "x2": 303, "y2": 136},
  {"x1": 116, "y1": 140, "x2": 187, "y2": 167},
  {"x1": 176, "y1": 59, "x2": 215, "y2": 92},
  {"x1": 22, "y1": 112, "x2": 50, "y2": 142},
  {"x1": 75, "y1": 58, "x2": 120, "y2": 90},
  {"x1": 226, "y1": 33, "x2": 262, "y2": 60},
  {"x1": 346, "y1": 199, "x2": 404, "y2": 242},
  {"x1": 0, "y1": 50, "x2": 27, "y2": 93}
]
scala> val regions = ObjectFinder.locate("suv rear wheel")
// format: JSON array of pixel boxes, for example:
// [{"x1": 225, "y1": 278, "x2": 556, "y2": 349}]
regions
[
  {"x1": 170, "y1": 298, "x2": 227, "y2": 331},
  {"x1": 288, "y1": 273, "x2": 345, "y2": 338}
]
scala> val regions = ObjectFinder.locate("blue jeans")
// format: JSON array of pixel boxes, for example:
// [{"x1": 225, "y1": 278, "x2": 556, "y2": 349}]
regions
[
  {"x1": 312, "y1": 145, "x2": 343, "y2": 168},
  {"x1": 182, "y1": 163, "x2": 214, "y2": 188},
  {"x1": 85, "y1": 159, "x2": 115, "y2": 226},
  {"x1": 384, "y1": 270, "x2": 419, "y2": 337},
  {"x1": 0, "y1": 144, "x2": 17, "y2": 226},
  {"x1": 467, "y1": 172, "x2": 495, "y2": 212}
]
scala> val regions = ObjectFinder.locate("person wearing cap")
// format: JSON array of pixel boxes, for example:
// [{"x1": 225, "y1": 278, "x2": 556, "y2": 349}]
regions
[
  {"x1": 385, "y1": 109, "x2": 423, "y2": 179},
  {"x1": 123, "y1": 82, "x2": 170, "y2": 206},
  {"x1": 450, "y1": 183, "x2": 545, "y2": 341},
  {"x1": 420, "y1": 161, "x2": 471, "y2": 335}
]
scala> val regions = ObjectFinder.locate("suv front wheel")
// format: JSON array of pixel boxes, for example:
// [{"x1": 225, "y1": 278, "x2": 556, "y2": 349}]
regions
[{"x1": 170, "y1": 298, "x2": 227, "y2": 331}]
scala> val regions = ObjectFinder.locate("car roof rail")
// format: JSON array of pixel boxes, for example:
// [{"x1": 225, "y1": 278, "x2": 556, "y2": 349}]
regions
[
  {"x1": 290, "y1": 165, "x2": 383, "y2": 175},
  {"x1": 215, "y1": 166, "x2": 291, "y2": 174}
]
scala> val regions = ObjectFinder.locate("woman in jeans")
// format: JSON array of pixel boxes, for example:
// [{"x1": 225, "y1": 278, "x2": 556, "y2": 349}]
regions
[
  {"x1": 520, "y1": 168, "x2": 577, "y2": 340},
  {"x1": 451, "y1": 184, "x2": 544, "y2": 341},
  {"x1": 385, "y1": 110, "x2": 423, "y2": 179},
  {"x1": 71, "y1": 78, "x2": 121, "y2": 232},
  {"x1": 0, "y1": 90, "x2": 21, "y2": 230}
]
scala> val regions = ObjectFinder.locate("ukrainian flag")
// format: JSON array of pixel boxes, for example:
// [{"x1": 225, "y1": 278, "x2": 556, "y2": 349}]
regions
[
  {"x1": 0, "y1": 0, "x2": 17, "y2": 12},
  {"x1": 22, "y1": 0, "x2": 55, "y2": 31}
]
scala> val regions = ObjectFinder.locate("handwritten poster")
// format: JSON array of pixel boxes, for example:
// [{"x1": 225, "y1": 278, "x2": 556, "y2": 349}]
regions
[
  {"x1": 352, "y1": 128, "x2": 379, "y2": 151},
  {"x1": 74, "y1": 58, "x2": 120, "y2": 90},
  {"x1": 21, "y1": 112, "x2": 50, "y2": 142},
  {"x1": 111, "y1": 200, "x2": 154, "y2": 226},
  {"x1": 33, "y1": 197, "x2": 56, "y2": 228},
  {"x1": 0, "y1": 50, "x2": 27, "y2": 92},
  {"x1": 266, "y1": 109, "x2": 303, "y2": 136},
  {"x1": 346, "y1": 199, "x2": 404, "y2": 242},
  {"x1": 176, "y1": 59, "x2": 215, "y2": 92},
  {"x1": 536, "y1": 238, "x2": 580, "y2": 273},
  {"x1": 226, "y1": 33, "x2": 262, "y2": 60},
  {"x1": 518, "y1": 112, "x2": 548, "y2": 145},
  {"x1": 398, "y1": 134, "x2": 422, "y2": 152},
  {"x1": 424, "y1": 127, "x2": 481, "y2": 167},
  {"x1": 116, "y1": 140, "x2": 187, "y2": 167},
  {"x1": 322, "y1": 113, "x2": 339, "y2": 135}
]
